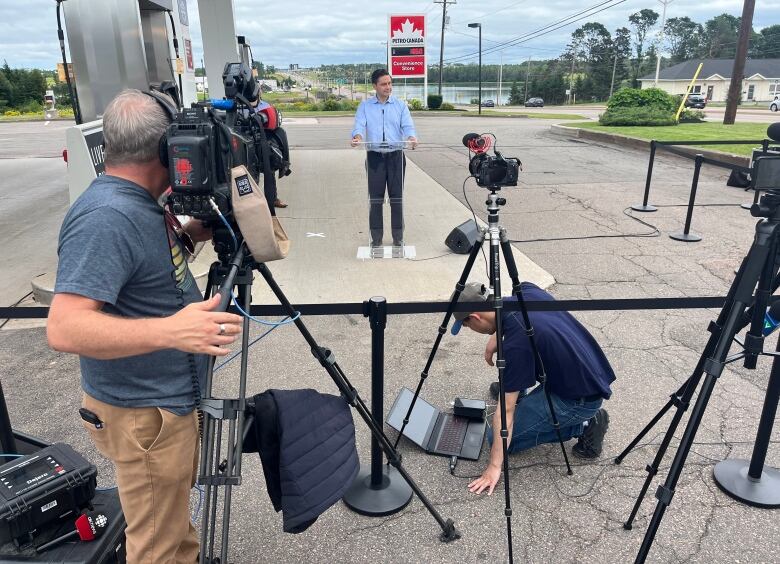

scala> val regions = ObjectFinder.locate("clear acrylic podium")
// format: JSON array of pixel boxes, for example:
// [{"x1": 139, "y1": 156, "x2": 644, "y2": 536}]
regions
[{"x1": 354, "y1": 140, "x2": 416, "y2": 259}]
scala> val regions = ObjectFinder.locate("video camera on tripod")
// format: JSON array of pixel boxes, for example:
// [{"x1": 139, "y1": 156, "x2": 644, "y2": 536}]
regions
[
  {"x1": 462, "y1": 132, "x2": 522, "y2": 188},
  {"x1": 165, "y1": 61, "x2": 291, "y2": 249}
]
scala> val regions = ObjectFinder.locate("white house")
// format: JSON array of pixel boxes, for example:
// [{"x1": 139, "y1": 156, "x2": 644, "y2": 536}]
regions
[{"x1": 640, "y1": 59, "x2": 780, "y2": 102}]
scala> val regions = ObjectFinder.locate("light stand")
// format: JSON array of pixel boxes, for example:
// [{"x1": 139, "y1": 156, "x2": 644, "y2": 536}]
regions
[{"x1": 468, "y1": 23, "x2": 482, "y2": 115}]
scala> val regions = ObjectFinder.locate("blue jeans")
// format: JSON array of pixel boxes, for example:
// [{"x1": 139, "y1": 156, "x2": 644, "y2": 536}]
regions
[{"x1": 487, "y1": 386, "x2": 603, "y2": 453}]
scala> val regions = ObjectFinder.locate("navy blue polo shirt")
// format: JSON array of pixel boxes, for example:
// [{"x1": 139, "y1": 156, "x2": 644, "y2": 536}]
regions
[{"x1": 501, "y1": 283, "x2": 615, "y2": 399}]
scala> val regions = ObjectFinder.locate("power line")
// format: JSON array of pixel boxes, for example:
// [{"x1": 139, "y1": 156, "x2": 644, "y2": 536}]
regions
[
  {"x1": 448, "y1": 0, "x2": 531, "y2": 27},
  {"x1": 443, "y1": 0, "x2": 627, "y2": 64}
]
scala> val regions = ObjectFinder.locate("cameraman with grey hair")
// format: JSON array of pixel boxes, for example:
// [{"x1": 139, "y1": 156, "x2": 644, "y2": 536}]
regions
[{"x1": 47, "y1": 89, "x2": 243, "y2": 562}]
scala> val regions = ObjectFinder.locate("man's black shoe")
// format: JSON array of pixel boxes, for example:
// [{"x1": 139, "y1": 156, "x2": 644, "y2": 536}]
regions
[{"x1": 572, "y1": 408, "x2": 609, "y2": 459}]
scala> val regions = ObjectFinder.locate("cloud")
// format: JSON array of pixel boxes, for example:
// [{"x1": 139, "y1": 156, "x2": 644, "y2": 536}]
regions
[{"x1": 2, "y1": 0, "x2": 778, "y2": 69}]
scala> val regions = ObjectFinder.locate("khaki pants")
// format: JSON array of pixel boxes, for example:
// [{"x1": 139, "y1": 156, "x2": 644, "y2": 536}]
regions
[{"x1": 81, "y1": 393, "x2": 200, "y2": 564}]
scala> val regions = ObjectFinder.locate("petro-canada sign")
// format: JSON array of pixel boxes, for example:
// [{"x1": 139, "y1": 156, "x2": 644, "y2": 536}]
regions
[{"x1": 388, "y1": 14, "x2": 426, "y2": 78}]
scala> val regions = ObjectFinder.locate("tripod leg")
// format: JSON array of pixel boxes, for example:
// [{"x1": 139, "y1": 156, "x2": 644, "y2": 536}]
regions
[
  {"x1": 622, "y1": 370, "x2": 704, "y2": 530},
  {"x1": 619, "y1": 251, "x2": 780, "y2": 529},
  {"x1": 636, "y1": 224, "x2": 776, "y2": 563},
  {"x1": 255, "y1": 263, "x2": 460, "y2": 542},
  {"x1": 392, "y1": 229, "x2": 486, "y2": 451},
  {"x1": 485, "y1": 226, "x2": 515, "y2": 563},
  {"x1": 499, "y1": 231, "x2": 572, "y2": 475},
  {"x1": 614, "y1": 379, "x2": 688, "y2": 465}
]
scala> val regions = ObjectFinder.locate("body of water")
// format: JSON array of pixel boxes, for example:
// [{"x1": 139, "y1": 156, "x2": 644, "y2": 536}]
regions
[{"x1": 391, "y1": 83, "x2": 517, "y2": 105}]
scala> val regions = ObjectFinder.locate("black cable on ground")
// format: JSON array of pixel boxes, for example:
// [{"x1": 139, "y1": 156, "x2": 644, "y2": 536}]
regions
[{"x1": 0, "y1": 292, "x2": 34, "y2": 330}]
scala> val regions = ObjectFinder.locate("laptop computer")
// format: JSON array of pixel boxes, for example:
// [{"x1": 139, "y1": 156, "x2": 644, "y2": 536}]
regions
[{"x1": 386, "y1": 388, "x2": 486, "y2": 461}]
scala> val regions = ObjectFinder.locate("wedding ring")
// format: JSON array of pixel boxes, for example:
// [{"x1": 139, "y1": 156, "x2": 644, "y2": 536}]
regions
[{"x1": 218, "y1": 323, "x2": 226, "y2": 335}]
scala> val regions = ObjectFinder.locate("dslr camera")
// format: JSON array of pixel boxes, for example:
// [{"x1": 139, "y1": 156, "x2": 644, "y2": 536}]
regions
[{"x1": 462, "y1": 132, "x2": 521, "y2": 188}]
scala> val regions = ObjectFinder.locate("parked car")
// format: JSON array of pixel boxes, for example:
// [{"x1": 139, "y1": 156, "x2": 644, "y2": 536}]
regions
[
  {"x1": 770, "y1": 96, "x2": 779, "y2": 112},
  {"x1": 683, "y1": 94, "x2": 707, "y2": 109},
  {"x1": 524, "y1": 97, "x2": 544, "y2": 107},
  {"x1": 481, "y1": 99, "x2": 495, "y2": 107}
]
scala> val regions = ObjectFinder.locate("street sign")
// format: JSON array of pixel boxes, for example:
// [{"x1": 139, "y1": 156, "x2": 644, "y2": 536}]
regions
[
  {"x1": 388, "y1": 14, "x2": 426, "y2": 79},
  {"x1": 57, "y1": 63, "x2": 75, "y2": 82}
]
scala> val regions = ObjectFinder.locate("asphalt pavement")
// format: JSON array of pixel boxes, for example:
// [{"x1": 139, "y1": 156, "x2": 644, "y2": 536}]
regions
[{"x1": 1, "y1": 115, "x2": 779, "y2": 563}]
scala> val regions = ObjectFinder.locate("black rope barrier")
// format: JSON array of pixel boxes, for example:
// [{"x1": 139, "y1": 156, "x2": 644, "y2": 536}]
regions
[
  {"x1": 0, "y1": 295, "x2": 748, "y2": 321},
  {"x1": 632, "y1": 138, "x2": 772, "y2": 242}
]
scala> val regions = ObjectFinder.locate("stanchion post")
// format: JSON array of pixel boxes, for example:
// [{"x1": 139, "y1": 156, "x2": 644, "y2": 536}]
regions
[
  {"x1": 342, "y1": 297, "x2": 413, "y2": 516},
  {"x1": 632, "y1": 140, "x2": 658, "y2": 212},
  {"x1": 0, "y1": 382, "x2": 16, "y2": 454},
  {"x1": 670, "y1": 154, "x2": 703, "y2": 242},
  {"x1": 713, "y1": 334, "x2": 780, "y2": 507},
  {"x1": 369, "y1": 297, "x2": 386, "y2": 486}
]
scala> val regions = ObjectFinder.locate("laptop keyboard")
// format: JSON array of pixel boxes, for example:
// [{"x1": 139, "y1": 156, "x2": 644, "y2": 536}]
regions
[{"x1": 435, "y1": 416, "x2": 468, "y2": 454}]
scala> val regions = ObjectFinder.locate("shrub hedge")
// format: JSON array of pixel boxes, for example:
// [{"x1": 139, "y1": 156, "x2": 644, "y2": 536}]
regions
[
  {"x1": 427, "y1": 94, "x2": 443, "y2": 109},
  {"x1": 599, "y1": 107, "x2": 677, "y2": 126}
]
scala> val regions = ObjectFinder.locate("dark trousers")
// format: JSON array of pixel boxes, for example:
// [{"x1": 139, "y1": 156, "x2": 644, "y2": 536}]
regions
[{"x1": 366, "y1": 150, "x2": 405, "y2": 245}]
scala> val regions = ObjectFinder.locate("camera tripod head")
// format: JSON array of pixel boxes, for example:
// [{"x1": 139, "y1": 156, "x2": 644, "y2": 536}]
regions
[{"x1": 750, "y1": 189, "x2": 780, "y2": 219}]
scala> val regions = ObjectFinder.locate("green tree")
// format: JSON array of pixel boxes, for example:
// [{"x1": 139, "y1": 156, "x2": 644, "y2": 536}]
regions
[
  {"x1": 664, "y1": 17, "x2": 703, "y2": 63},
  {"x1": 749, "y1": 24, "x2": 780, "y2": 58},
  {"x1": 52, "y1": 80, "x2": 72, "y2": 108},
  {"x1": 571, "y1": 22, "x2": 614, "y2": 100},
  {"x1": 642, "y1": 44, "x2": 658, "y2": 78},
  {"x1": 612, "y1": 27, "x2": 632, "y2": 89},
  {"x1": 509, "y1": 80, "x2": 523, "y2": 105},
  {"x1": 628, "y1": 9, "x2": 659, "y2": 87},
  {"x1": 698, "y1": 13, "x2": 741, "y2": 58},
  {"x1": 0, "y1": 71, "x2": 13, "y2": 110}
]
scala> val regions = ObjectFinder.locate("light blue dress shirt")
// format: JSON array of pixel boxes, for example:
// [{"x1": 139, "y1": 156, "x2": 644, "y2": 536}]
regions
[{"x1": 351, "y1": 95, "x2": 417, "y2": 152}]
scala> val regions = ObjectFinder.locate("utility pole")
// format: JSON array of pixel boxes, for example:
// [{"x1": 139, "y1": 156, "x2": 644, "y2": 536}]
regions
[
  {"x1": 435, "y1": 0, "x2": 455, "y2": 97},
  {"x1": 569, "y1": 53, "x2": 576, "y2": 105},
  {"x1": 498, "y1": 51, "x2": 503, "y2": 106},
  {"x1": 724, "y1": 0, "x2": 756, "y2": 124},
  {"x1": 468, "y1": 22, "x2": 482, "y2": 114},
  {"x1": 654, "y1": 0, "x2": 674, "y2": 86},
  {"x1": 610, "y1": 50, "x2": 618, "y2": 98}
]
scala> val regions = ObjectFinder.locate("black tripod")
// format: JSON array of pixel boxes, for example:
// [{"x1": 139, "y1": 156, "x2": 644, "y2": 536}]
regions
[
  {"x1": 394, "y1": 187, "x2": 573, "y2": 563},
  {"x1": 617, "y1": 190, "x2": 780, "y2": 563},
  {"x1": 197, "y1": 241, "x2": 460, "y2": 563}
]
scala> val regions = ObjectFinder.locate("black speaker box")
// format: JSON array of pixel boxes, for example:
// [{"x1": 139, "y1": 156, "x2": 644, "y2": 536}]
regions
[{"x1": 445, "y1": 220, "x2": 479, "y2": 254}]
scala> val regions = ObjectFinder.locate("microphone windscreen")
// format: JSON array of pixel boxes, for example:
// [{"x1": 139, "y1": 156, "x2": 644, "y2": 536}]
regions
[
  {"x1": 462, "y1": 133, "x2": 480, "y2": 147},
  {"x1": 767, "y1": 122, "x2": 780, "y2": 143},
  {"x1": 75, "y1": 511, "x2": 108, "y2": 541},
  {"x1": 75, "y1": 514, "x2": 95, "y2": 541}
]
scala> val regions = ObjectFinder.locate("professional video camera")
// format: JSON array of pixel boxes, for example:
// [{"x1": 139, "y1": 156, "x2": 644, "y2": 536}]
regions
[
  {"x1": 462, "y1": 132, "x2": 521, "y2": 188},
  {"x1": 166, "y1": 62, "x2": 291, "y2": 226}
]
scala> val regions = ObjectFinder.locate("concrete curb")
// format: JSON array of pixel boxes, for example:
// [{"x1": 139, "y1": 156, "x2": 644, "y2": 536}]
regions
[{"x1": 550, "y1": 123, "x2": 751, "y2": 167}]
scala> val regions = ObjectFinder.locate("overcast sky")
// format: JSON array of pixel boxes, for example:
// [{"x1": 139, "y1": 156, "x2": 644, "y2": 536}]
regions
[{"x1": 2, "y1": 0, "x2": 778, "y2": 70}]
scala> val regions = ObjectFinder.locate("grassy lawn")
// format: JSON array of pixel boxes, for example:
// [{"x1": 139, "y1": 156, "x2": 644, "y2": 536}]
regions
[
  {"x1": 566, "y1": 121, "x2": 769, "y2": 156},
  {"x1": 474, "y1": 110, "x2": 587, "y2": 120},
  {"x1": 282, "y1": 111, "x2": 355, "y2": 117}
]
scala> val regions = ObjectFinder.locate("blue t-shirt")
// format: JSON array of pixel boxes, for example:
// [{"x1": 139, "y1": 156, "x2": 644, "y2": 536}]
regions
[
  {"x1": 55, "y1": 175, "x2": 208, "y2": 413},
  {"x1": 502, "y1": 283, "x2": 615, "y2": 400}
]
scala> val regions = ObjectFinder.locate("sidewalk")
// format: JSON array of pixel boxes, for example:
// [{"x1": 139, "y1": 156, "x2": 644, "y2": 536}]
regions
[{"x1": 251, "y1": 149, "x2": 553, "y2": 305}]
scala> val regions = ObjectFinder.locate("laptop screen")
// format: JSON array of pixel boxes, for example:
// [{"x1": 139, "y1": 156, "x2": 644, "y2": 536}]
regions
[{"x1": 386, "y1": 388, "x2": 438, "y2": 448}]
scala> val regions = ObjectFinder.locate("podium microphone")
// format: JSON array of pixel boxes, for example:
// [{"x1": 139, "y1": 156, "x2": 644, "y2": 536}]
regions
[{"x1": 36, "y1": 510, "x2": 108, "y2": 553}]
